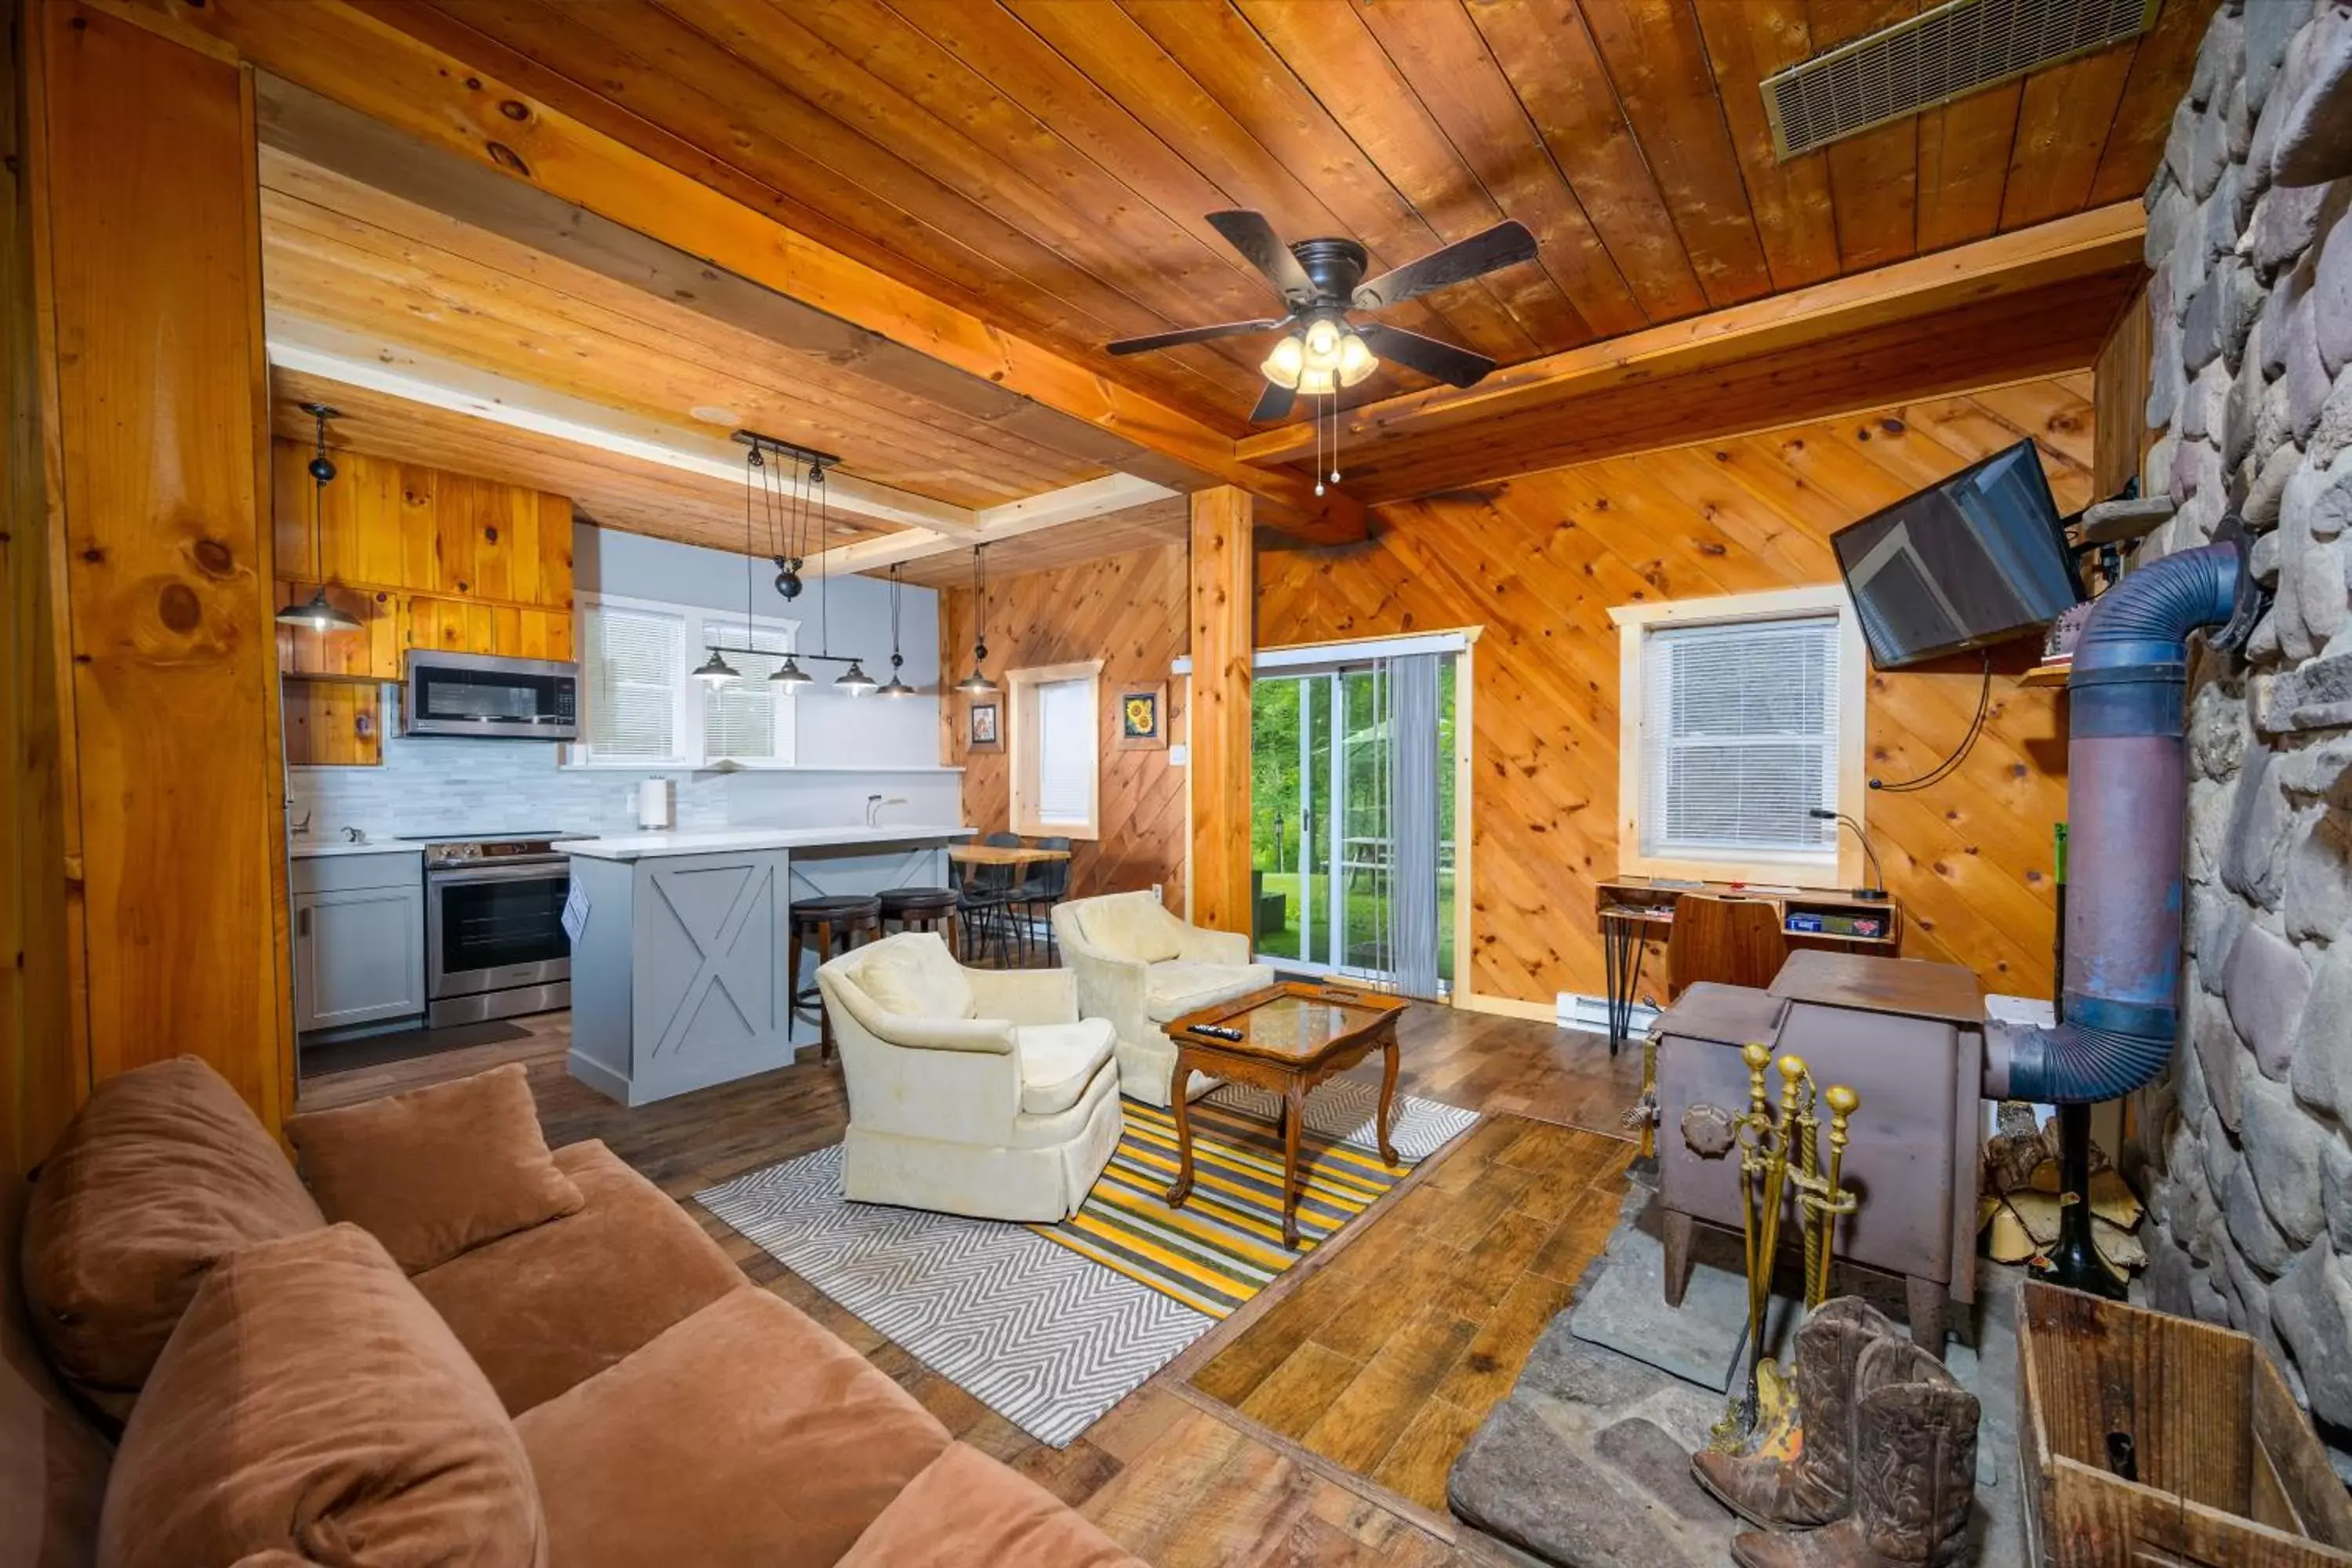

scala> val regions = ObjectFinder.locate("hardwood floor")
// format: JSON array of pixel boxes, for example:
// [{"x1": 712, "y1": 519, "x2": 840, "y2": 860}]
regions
[
  {"x1": 301, "y1": 1002, "x2": 1645, "y2": 1564},
  {"x1": 1191, "y1": 1118, "x2": 1635, "y2": 1512}
]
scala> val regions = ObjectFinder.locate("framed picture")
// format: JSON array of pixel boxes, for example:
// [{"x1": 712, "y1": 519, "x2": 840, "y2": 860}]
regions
[
  {"x1": 967, "y1": 701, "x2": 1002, "y2": 751},
  {"x1": 1116, "y1": 682, "x2": 1168, "y2": 751}
]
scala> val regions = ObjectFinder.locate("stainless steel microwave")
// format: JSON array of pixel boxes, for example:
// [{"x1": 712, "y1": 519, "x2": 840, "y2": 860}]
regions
[{"x1": 403, "y1": 651, "x2": 579, "y2": 740}]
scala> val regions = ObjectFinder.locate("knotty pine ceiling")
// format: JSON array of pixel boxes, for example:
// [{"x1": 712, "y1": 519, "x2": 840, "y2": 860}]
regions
[{"x1": 376, "y1": 0, "x2": 2210, "y2": 435}]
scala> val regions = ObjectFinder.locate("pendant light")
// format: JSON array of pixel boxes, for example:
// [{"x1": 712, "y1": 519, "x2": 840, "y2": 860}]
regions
[
  {"x1": 275, "y1": 404, "x2": 362, "y2": 633},
  {"x1": 698, "y1": 437, "x2": 766, "y2": 689},
  {"x1": 877, "y1": 563, "x2": 916, "y2": 697},
  {"x1": 953, "y1": 544, "x2": 998, "y2": 695},
  {"x1": 807, "y1": 466, "x2": 874, "y2": 696}
]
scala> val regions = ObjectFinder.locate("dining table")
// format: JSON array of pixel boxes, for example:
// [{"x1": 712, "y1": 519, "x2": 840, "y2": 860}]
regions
[{"x1": 946, "y1": 841, "x2": 1073, "y2": 964}]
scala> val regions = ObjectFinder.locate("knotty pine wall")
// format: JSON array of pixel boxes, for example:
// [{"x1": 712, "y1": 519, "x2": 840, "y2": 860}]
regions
[
  {"x1": 938, "y1": 543, "x2": 1189, "y2": 913},
  {"x1": 939, "y1": 376, "x2": 2096, "y2": 1007},
  {"x1": 1261, "y1": 376, "x2": 2096, "y2": 1009}
]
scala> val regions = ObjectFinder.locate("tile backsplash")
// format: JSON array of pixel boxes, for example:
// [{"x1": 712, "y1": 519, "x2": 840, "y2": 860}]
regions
[{"x1": 288, "y1": 686, "x2": 958, "y2": 843}]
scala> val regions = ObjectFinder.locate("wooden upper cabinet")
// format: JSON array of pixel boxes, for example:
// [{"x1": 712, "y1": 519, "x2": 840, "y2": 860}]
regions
[{"x1": 270, "y1": 441, "x2": 575, "y2": 613}]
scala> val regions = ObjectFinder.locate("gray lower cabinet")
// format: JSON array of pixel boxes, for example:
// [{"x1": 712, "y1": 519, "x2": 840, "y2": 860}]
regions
[{"x1": 293, "y1": 853, "x2": 426, "y2": 1033}]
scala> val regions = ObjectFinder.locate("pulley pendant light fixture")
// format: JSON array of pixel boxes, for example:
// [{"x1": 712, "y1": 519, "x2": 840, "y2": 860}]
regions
[
  {"x1": 275, "y1": 403, "x2": 363, "y2": 633},
  {"x1": 877, "y1": 563, "x2": 916, "y2": 697},
  {"x1": 953, "y1": 544, "x2": 998, "y2": 696}
]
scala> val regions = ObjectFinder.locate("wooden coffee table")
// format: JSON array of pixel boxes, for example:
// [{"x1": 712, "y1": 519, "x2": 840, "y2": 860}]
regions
[{"x1": 1163, "y1": 981, "x2": 1410, "y2": 1249}]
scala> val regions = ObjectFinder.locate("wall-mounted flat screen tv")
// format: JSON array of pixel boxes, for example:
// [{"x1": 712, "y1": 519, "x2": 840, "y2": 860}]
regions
[{"x1": 1831, "y1": 439, "x2": 2084, "y2": 671}]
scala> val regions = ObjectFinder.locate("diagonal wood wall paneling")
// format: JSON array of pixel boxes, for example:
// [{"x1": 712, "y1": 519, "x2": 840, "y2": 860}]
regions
[
  {"x1": 1259, "y1": 374, "x2": 2097, "y2": 1007},
  {"x1": 939, "y1": 544, "x2": 1190, "y2": 913},
  {"x1": 939, "y1": 375, "x2": 2092, "y2": 1005}
]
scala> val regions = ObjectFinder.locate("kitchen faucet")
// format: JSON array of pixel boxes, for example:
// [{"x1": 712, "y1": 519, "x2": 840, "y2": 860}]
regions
[{"x1": 866, "y1": 794, "x2": 907, "y2": 828}]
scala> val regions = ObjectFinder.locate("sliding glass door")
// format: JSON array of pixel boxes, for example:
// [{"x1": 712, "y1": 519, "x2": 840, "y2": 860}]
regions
[{"x1": 1250, "y1": 659, "x2": 1454, "y2": 991}]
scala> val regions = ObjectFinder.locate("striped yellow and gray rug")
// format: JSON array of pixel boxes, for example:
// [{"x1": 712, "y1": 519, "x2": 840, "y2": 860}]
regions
[{"x1": 1029, "y1": 1083, "x2": 1479, "y2": 1317}]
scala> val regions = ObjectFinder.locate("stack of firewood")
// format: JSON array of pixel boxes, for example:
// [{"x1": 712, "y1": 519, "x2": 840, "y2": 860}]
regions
[{"x1": 1977, "y1": 1104, "x2": 2145, "y2": 1272}]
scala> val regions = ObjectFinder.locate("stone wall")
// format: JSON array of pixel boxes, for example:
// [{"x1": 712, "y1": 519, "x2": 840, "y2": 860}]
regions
[{"x1": 2135, "y1": 0, "x2": 2352, "y2": 1453}]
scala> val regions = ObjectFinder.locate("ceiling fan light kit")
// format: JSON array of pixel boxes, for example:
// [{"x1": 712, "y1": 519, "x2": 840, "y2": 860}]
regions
[{"x1": 1109, "y1": 210, "x2": 1538, "y2": 424}]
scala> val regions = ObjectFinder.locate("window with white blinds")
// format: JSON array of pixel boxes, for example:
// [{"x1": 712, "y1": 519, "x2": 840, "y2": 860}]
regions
[
  {"x1": 1033, "y1": 678, "x2": 1094, "y2": 825},
  {"x1": 574, "y1": 594, "x2": 797, "y2": 768},
  {"x1": 579, "y1": 600, "x2": 685, "y2": 761},
  {"x1": 702, "y1": 620, "x2": 796, "y2": 766},
  {"x1": 1010, "y1": 663, "x2": 1101, "y2": 838},
  {"x1": 1638, "y1": 615, "x2": 1839, "y2": 864}
]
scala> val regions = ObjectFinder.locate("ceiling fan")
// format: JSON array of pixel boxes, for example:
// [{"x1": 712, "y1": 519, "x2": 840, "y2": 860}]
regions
[{"x1": 1106, "y1": 209, "x2": 1538, "y2": 423}]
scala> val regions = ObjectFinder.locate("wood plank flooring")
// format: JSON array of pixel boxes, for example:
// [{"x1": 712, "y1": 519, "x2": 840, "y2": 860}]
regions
[
  {"x1": 301, "y1": 1001, "x2": 1644, "y2": 1564},
  {"x1": 1192, "y1": 1118, "x2": 1634, "y2": 1512}
]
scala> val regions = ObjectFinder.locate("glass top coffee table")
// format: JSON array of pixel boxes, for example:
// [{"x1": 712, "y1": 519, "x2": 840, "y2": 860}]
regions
[{"x1": 1162, "y1": 981, "x2": 1410, "y2": 1249}]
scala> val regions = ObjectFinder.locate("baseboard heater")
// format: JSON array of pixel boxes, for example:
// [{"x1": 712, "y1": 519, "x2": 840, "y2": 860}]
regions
[{"x1": 1558, "y1": 992, "x2": 1659, "y2": 1035}]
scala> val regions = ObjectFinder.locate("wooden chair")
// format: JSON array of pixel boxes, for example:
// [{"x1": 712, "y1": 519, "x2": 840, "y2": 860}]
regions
[{"x1": 1664, "y1": 895, "x2": 1790, "y2": 1000}]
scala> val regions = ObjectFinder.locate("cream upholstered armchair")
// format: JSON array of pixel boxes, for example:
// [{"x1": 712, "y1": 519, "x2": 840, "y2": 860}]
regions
[
  {"x1": 816, "y1": 931, "x2": 1120, "y2": 1223},
  {"x1": 1050, "y1": 890, "x2": 1274, "y2": 1108}
]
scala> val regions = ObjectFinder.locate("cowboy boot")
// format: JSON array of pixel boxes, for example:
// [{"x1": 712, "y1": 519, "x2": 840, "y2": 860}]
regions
[
  {"x1": 1728, "y1": 1338, "x2": 1980, "y2": 1568},
  {"x1": 1692, "y1": 1297, "x2": 1904, "y2": 1530}
]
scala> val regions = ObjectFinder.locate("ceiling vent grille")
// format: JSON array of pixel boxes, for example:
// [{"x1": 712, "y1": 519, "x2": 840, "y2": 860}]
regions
[{"x1": 1762, "y1": 0, "x2": 2158, "y2": 162}]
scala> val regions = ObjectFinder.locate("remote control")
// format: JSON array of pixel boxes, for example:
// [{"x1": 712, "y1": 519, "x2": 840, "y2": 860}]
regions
[{"x1": 1191, "y1": 1024, "x2": 1245, "y2": 1041}]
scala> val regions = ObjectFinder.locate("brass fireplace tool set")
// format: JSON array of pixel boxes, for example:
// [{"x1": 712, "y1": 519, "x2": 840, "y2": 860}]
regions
[{"x1": 1686, "y1": 1043, "x2": 1860, "y2": 1454}]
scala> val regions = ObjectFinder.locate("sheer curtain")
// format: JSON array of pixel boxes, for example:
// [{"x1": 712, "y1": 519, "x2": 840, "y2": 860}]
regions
[{"x1": 1385, "y1": 652, "x2": 1443, "y2": 998}]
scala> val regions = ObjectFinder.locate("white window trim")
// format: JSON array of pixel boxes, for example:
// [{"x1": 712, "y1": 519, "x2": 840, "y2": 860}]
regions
[
  {"x1": 567, "y1": 590, "x2": 801, "y2": 770},
  {"x1": 1610, "y1": 585, "x2": 1868, "y2": 887},
  {"x1": 1007, "y1": 659, "x2": 1103, "y2": 840}
]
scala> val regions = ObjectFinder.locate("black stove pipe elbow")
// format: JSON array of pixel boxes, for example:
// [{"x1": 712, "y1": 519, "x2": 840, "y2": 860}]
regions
[{"x1": 1985, "y1": 536, "x2": 2261, "y2": 1105}]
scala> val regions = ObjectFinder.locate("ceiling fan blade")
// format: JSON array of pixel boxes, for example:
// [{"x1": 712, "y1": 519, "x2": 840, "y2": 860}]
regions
[
  {"x1": 1352, "y1": 220, "x2": 1538, "y2": 310},
  {"x1": 1206, "y1": 209, "x2": 1314, "y2": 304},
  {"x1": 1107, "y1": 317, "x2": 1287, "y2": 356},
  {"x1": 1248, "y1": 380, "x2": 1298, "y2": 424},
  {"x1": 1356, "y1": 322, "x2": 1497, "y2": 388}
]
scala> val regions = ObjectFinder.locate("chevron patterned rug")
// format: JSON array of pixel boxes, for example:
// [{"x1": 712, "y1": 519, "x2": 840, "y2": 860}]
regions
[{"x1": 695, "y1": 1082, "x2": 1475, "y2": 1446}]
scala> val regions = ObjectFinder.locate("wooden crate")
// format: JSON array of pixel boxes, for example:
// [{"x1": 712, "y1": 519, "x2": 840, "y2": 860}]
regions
[{"x1": 2019, "y1": 1281, "x2": 2352, "y2": 1566}]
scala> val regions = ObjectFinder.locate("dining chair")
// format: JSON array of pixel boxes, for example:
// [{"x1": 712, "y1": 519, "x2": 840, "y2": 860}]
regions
[
  {"x1": 1014, "y1": 837, "x2": 1073, "y2": 964},
  {"x1": 956, "y1": 833, "x2": 1022, "y2": 967}
]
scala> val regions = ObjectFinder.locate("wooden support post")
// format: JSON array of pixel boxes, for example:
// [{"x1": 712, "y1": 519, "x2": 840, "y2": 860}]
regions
[
  {"x1": 2092, "y1": 281, "x2": 2152, "y2": 500},
  {"x1": 1188, "y1": 488, "x2": 1252, "y2": 935},
  {"x1": 20, "y1": 1, "x2": 292, "y2": 1134}
]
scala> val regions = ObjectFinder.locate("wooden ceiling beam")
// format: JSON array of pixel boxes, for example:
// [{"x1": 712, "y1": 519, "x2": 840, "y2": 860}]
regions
[
  {"x1": 812, "y1": 477, "x2": 1184, "y2": 580},
  {"x1": 252, "y1": 74, "x2": 1189, "y2": 492},
  {"x1": 122, "y1": 0, "x2": 1365, "y2": 545},
  {"x1": 1236, "y1": 201, "x2": 2147, "y2": 468}
]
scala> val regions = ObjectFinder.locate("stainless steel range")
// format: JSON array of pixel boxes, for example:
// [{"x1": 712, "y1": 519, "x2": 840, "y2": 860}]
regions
[{"x1": 408, "y1": 832, "x2": 586, "y2": 1027}]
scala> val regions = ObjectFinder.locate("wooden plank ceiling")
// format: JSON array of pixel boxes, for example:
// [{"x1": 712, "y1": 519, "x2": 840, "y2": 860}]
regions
[
  {"x1": 368, "y1": 0, "x2": 2209, "y2": 441},
  {"x1": 256, "y1": 143, "x2": 1112, "y2": 549}
]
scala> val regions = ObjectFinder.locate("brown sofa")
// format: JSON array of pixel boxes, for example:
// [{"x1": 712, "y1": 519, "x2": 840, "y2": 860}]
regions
[{"x1": 2, "y1": 1057, "x2": 1145, "y2": 1567}]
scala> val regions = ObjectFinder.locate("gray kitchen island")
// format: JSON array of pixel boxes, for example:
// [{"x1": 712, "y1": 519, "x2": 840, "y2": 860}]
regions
[{"x1": 560, "y1": 823, "x2": 975, "y2": 1106}]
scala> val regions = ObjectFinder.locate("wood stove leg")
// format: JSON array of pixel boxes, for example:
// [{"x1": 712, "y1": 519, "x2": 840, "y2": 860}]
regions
[
  {"x1": 1662, "y1": 1208, "x2": 1694, "y2": 1309},
  {"x1": 1905, "y1": 1274, "x2": 1946, "y2": 1358}
]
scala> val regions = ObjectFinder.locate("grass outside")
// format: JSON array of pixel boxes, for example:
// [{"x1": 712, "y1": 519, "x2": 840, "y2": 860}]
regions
[{"x1": 1253, "y1": 869, "x2": 1455, "y2": 978}]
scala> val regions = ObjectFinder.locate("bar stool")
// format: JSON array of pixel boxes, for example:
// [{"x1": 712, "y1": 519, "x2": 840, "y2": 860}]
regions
[
  {"x1": 878, "y1": 886, "x2": 959, "y2": 956},
  {"x1": 788, "y1": 894, "x2": 883, "y2": 1062}
]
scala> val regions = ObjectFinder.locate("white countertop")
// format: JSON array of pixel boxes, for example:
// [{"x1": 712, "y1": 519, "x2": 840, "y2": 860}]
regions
[
  {"x1": 289, "y1": 841, "x2": 425, "y2": 860},
  {"x1": 561, "y1": 823, "x2": 977, "y2": 862}
]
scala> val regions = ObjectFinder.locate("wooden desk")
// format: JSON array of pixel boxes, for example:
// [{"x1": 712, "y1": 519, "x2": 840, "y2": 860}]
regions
[
  {"x1": 1595, "y1": 876, "x2": 1903, "y2": 1054},
  {"x1": 946, "y1": 844, "x2": 1072, "y2": 868}
]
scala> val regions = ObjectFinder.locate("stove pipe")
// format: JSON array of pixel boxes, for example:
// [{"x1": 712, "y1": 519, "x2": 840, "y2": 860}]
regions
[{"x1": 1984, "y1": 536, "x2": 2260, "y2": 1105}]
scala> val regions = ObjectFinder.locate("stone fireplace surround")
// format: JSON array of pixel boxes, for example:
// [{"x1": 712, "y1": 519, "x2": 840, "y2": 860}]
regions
[{"x1": 2132, "y1": 0, "x2": 2352, "y2": 1469}]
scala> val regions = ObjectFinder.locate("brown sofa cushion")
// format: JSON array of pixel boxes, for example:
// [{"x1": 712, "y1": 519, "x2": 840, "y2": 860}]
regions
[
  {"x1": 20, "y1": 1056, "x2": 324, "y2": 1420},
  {"x1": 414, "y1": 1139, "x2": 744, "y2": 1414},
  {"x1": 288, "y1": 1062, "x2": 583, "y2": 1274},
  {"x1": 517, "y1": 1287, "x2": 949, "y2": 1568},
  {"x1": 100, "y1": 1223, "x2": 544, "y2": 1567},
  {"x1": 3, "y1": 1174, "x2": 112, "y2": 1568},
  {"x1": 838, "y1": 1444, "x2": 1143, "y2": 1567}
]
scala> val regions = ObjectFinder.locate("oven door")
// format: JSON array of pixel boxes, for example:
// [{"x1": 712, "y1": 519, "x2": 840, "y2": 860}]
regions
[
  {"x1": 426, "y1": 861, "x2": 573, "y2": 1000},
  {"x1": 405, "y1": 652, "x2": 579, "y2": 740}
]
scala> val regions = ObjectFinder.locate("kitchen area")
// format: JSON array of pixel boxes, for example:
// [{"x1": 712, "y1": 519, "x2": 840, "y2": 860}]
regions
[{"x1": 279, "y1": 437, "x2": 969, "y2": 1102}]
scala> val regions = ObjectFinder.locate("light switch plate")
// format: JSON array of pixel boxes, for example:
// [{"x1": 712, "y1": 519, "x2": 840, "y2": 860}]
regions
[{"x1": 1168, "y1": 743, "x2": 1188, "y2": 766}]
